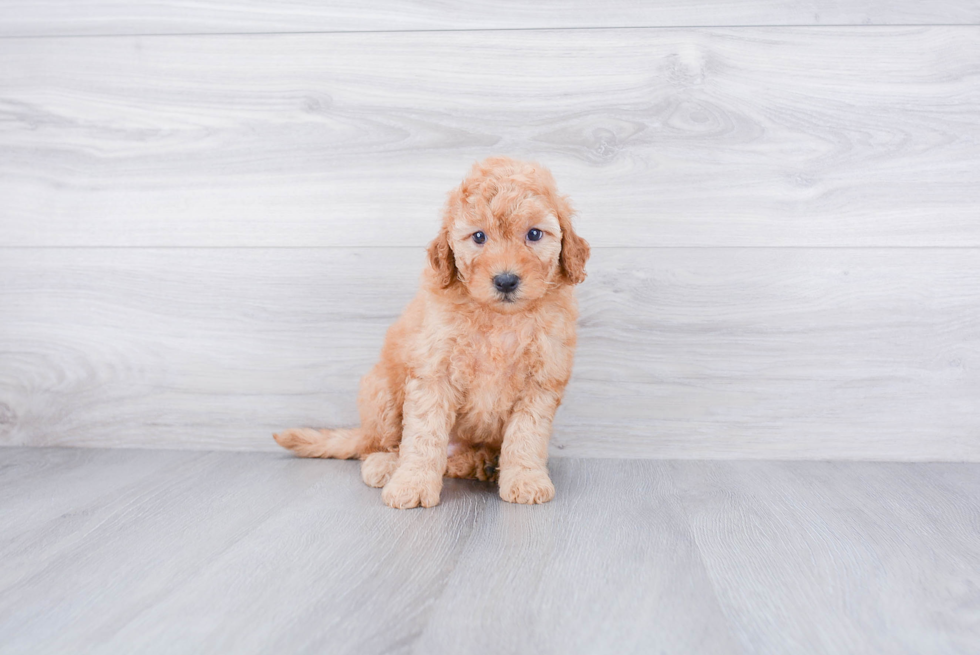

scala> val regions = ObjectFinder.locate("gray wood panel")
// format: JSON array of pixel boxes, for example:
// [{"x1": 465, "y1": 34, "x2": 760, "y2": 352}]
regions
[
  {"x1": 0, "y1": 448, "x2": 199, "y2": 559},
  {"x1": 673, "y1": 461, "x2": 980, "y2": 654},
  {"x1": 2, "y1": 27, "x2": 979, "y2": 247},
  {"x1": 2, "y1": 247, "x2": 978, "y2": 460},
  {"x1": 413, "y1": 459, "x2": 741, "y2": 654},
  {"x1": 2, "y1": 449, "x2": 979, "y2": 654},
  {"x1": 1, "y1": 1, "x2": 978, "y2": 36}
]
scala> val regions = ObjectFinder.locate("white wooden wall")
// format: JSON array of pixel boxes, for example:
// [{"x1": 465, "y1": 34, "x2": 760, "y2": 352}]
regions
[{"x1": 2, "y1": 2, "x2": 979, "y2": 459}]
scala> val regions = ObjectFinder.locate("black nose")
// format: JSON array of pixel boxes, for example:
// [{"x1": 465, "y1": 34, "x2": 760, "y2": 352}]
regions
[{"x1": 493, "y1": 272, "x2": 521, "y2": 294}]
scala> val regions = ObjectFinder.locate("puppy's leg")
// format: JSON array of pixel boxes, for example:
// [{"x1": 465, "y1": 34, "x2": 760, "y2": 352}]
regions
[
  {"x1": 357, "y1": 363, "x2": 404, "y2": 453},
  {"x1": 498, "y1": 386, "x2": 559, "y2": 504},
  {"x1": 356, "y1": 367, "x2": 406, "y2": 487},
  {"x1": 446, "y1": 445, "x2": 499, "y2": 482},
  {"x1": 381, "y1": 377, "x2": 454, "y2": 509}
]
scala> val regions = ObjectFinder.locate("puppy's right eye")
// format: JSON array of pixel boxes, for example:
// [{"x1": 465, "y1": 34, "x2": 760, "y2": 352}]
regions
[{"x1": 472, "y1": 231, "x2": 487, "y2": 245}]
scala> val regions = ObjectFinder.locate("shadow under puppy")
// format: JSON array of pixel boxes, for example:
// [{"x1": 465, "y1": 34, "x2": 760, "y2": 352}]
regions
[{"x1": 275, "y1": 156, "x2": 590, "y2": 508}]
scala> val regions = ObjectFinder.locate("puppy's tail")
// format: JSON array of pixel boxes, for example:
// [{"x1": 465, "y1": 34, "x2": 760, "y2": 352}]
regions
[{"x1": 273, "y1": 427, "x2": 370, "y2": 460}]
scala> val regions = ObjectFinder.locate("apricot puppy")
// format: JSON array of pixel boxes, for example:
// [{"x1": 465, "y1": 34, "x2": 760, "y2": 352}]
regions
[{"x1": 274, "y1": 156, "x2": 589, "y2": 508}]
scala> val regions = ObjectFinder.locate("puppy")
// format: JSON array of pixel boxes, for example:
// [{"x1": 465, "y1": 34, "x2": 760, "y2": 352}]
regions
[{"x1": 274, "y1": 156, "x2": 589, "y2": 508}]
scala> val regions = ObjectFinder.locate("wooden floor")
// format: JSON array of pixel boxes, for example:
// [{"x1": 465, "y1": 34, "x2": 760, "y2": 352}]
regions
[{"x1": 2, "y1": 447, "x2": 978, "y2": 654}]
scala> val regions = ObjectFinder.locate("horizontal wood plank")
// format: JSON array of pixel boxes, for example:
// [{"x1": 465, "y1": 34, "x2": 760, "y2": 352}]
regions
[
  {"x1": 1, "y1": 247, "x2": 978, "y2": 460},
  {"x1": 1, "y1": 28, "x2": 979, "y2": 247},
  {"x1": 1, "y1": 1, "x2": 978, "y2": 37}
]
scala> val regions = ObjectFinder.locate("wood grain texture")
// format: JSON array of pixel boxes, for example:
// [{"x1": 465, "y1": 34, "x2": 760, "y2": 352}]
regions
[
  {"x1": 2, "y1": 449, "x2": 979, "y2": 654},
  {"x1": 1, "y1": 1, "x2": 979, "y2": 37},
  {"x1": 673, "y1": 460, "x2": 980, "y2": 654},
  {"x1": 2, "y1": 247, "x2": 978, "y2": 460},
  {"x1": 413, "y1": 458, "x2": 741, "y2": 654},
  {"x1": 0, "y1": 447, "x2": 198, "y2": 563},
  {"x1": 2, "y1": 27, "x2": 979, "y2": 247}
]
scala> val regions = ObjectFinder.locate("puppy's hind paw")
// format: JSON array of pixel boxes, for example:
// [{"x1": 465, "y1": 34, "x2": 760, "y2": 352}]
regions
[
  {"x1": 499, "y1": 468, "x2": 555, "y2": 505},
  {"x1": 446, "y1": 447, "x2": 499, "y2": 482},
  {"x1": 361, "y1": 452, "x2": 399, "y2": 488}
]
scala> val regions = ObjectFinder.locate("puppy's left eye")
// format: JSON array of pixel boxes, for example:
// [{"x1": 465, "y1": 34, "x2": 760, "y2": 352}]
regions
[{"x1": 526, "y1": 228, "x2": 543, "y2": 242}]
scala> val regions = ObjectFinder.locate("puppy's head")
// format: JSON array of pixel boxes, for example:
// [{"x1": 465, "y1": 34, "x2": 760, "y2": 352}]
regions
[{"x1": 427, "y1": 157, "x2": 590, "y2": 312}]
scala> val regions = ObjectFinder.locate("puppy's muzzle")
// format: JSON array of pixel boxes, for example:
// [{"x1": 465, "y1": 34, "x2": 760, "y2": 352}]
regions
[{"x1": 493, "y1": 272, "x2": 521, "y2": 295}]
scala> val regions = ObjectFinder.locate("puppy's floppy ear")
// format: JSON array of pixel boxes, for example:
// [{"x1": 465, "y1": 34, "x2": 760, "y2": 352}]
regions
[
  {"x1": 560, "y1": 227, "x2": 590, "y2": 284},
  {"x1": 427, "y1": 226, "x2": 457, "y2": 288},
  {"x1": 556, "y1": 200, "x2": 590, "y2": 285}
]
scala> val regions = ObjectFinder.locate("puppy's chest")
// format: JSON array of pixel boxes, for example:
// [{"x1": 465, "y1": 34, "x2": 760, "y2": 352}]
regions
[{"x1": 449, "y1": 329, "x2": 532, "y2": 396}]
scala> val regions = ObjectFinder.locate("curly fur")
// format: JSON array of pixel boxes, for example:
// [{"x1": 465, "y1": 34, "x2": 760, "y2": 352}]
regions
[{"x1": 275, "y1": 157, "x2": 590, "y2": 508}]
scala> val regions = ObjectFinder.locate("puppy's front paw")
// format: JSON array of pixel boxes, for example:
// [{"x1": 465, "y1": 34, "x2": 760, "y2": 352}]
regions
[
  {"x1": 381, "y1": 471, "x2": 442, "y2": 509},
  {"x1": 499, "y1": 468, "x2": 555, "y2": 505}
]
